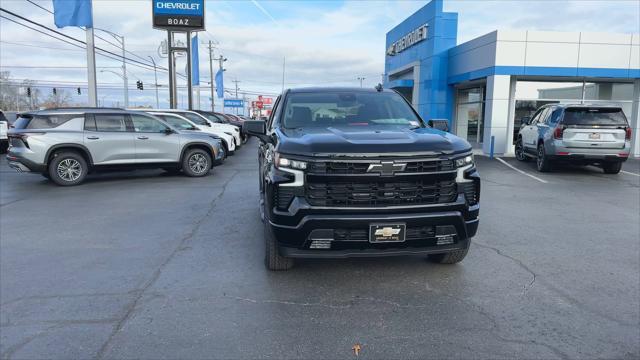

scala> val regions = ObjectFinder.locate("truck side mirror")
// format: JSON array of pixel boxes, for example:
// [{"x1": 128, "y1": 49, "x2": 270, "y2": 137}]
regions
[
  {"x1": 245, "y1": 120, "x2": 271, "y2": 143},
  {"x1": 520, "y1": 117, "x2": 531, "y2": 126},
  {"x1": 428, "y1": 119, "x2": 449, "y2": 132}
]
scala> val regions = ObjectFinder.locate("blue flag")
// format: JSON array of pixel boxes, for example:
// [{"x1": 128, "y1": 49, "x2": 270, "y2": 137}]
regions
[
  {"x1": 215, "y1": 69, "x2": 224, "y2": 98},
  {"x1": 52, "y1": 0, "x2": 93, "y2": 28},
  {"x1": 191, "y1": 34, "x2": 200, "y2": 86}
]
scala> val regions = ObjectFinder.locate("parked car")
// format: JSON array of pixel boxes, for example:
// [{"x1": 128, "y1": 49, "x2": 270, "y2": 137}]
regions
[
  {"x1": 246, "y1": 87, "x2": 480, "y2": 270},
  {"x1": 142, "y1": 111, "x2": 234, "y2": 159},
  {"x1": 193, "y1": 110, "x2": 247, "y2": 144},
  {"x1": 515, "y1": 104, "x2": 632, "y2": 173},
  {"x1": 143, "y1": 109, "x2": 242, "y2": 150},
  {"x1": 0, "y1": 111, "x2": 8, "y2": 153},
  {"x1": 6, "y1": 108, "x2": 223, "y2": 186}
]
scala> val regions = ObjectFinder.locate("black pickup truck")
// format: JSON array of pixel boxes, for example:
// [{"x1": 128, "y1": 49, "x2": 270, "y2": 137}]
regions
[{"x1": 246, "y1": 87, "x2": 480, "y2": 270}]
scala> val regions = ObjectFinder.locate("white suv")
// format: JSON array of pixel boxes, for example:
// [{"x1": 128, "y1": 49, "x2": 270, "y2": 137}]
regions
[{"x1": 143, "y1": 109, "x2": 242, "y2": 149}]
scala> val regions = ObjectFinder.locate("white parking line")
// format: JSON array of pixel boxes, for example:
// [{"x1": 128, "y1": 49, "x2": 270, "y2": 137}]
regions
[
  {"x1": 495, "y1": 157, "x2": 549, "y2": 184},
  {"x1": 621, "y1": 170, "x2": 640, "y2": 177}
]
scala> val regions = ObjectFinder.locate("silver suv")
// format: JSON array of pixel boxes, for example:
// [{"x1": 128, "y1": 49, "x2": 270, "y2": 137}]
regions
[
  {"x1": 6, "y1": 108, "x2": 224, "y2": 186},
  {"x1": 515, "y1": 104, "x2": 632, "y2": 173}
]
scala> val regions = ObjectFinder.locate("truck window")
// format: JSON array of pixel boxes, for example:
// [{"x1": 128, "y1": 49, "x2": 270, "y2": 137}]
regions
[{"x1": 282, "y1": 92, "x2": 422, "y2": 129}]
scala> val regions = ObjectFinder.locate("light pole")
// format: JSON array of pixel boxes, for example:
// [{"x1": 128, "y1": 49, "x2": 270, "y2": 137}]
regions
[
  {"x1": 148, "y1": 56, "x2": 159, "y2": 108},
  {"x1": 357, "y1": 76, "x2": 365, "y2": 88},
  {"x1": 95, "y1": 28, "x2": 128, "y2": 107}
]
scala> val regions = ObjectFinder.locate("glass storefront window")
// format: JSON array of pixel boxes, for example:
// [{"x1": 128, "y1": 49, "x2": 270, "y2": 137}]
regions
[{"x1": 456, "y1": 87, "x2": 485, "y2": 145}]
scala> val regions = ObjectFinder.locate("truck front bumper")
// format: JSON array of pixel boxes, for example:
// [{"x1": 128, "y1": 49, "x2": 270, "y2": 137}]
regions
[{"x1": 269, "y1": 194, "x2": 479, "y2": 258}]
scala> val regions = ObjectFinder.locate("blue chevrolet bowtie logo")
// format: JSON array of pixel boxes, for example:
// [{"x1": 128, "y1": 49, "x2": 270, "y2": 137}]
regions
[{"x1": 366, "y1": 161, "x2": 407, "y2": 176}]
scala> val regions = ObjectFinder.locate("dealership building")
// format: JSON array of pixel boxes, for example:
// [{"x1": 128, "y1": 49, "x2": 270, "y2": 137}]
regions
[{"x1": 384, "y1": 0, "x2": 640, "y2": 156}]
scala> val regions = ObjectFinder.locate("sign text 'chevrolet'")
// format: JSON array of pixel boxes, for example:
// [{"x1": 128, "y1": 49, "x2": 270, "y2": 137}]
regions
[
  {"x1": 386, "y1": 24, "x2": 428, "y2": 56},
  {"x1": 152, "y1": 0, "x2": 205, "y2": 31}
]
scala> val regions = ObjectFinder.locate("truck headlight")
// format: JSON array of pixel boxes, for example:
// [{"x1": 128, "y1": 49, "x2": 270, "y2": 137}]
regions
[
  {"x1": 455, "y1": 154, "x2": 474, "y2": 168},
  {"x1": 275, "y1": 153, "x2": 307, "y2": 170}
]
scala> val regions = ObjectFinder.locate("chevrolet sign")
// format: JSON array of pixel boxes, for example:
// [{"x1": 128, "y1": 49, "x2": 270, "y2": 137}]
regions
[{"x1": 387, "y1": 24, "x2": 428, "y2": 56}]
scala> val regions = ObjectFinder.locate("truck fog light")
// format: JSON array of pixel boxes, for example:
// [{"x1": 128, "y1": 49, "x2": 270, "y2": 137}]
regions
[{"x1": 309, "y1": 240, "x2": 332, "y2": 249}]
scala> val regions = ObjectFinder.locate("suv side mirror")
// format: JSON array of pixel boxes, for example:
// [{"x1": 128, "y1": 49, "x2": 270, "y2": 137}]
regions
[
  {"x1": 164, "y1": 127, "x2": 175, "y2": 135},
  {"x1": 520, "y1": 117, "x2": 531, "y2": 126}
]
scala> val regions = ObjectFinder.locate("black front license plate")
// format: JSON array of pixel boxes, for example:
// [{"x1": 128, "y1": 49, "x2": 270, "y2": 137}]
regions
[{"x1": 369, "y1": 223, "x2": 406, "y2": 243}]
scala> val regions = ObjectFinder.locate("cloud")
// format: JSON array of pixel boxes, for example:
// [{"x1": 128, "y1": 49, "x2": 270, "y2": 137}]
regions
[{"x1": 0, "y1": 0, "x2": 638, "y2": 109}]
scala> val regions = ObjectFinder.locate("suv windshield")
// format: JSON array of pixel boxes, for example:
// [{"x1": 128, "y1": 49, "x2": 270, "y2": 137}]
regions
[
  {"x1": 177, "y1": 112, "x2": 209, "y2": 126},
  {"x1": 282, "y1": 91, "x2": 422, "y2": 129},
  {"x1": 156, "y1": 115, "x2": 198, "y2": 130},
  {"x1": 563, "y1": 107, "x2": 628, "y2": 126}
]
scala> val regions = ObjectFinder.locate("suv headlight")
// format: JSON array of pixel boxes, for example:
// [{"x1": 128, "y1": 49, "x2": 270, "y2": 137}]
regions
[
  {"x1": 455, "y1": 154, "x2": 474, "y2": 168},
  {"x1": 275, "y1": 153, "x2": 307, "y2": 170}
]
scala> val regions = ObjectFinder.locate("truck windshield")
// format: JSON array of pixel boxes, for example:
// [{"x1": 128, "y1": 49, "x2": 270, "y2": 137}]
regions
[
  {"x1": 563, "y1": 108, "x2": 628, "y2": 126},
  {"x1": 282, "y1": 91, "x2": 423, "y2": 129}
]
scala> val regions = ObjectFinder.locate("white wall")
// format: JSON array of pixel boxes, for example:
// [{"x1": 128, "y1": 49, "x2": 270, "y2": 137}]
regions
[
  {"x1": 482, "y1": 75, "x2": 513, "y2": 155},
  {"x1": 448, "y1": 30, "x2": 640, "y2": 76}
]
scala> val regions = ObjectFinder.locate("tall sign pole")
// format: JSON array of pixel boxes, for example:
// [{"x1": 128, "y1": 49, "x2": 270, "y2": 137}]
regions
[
  {"x1": 152, "y1": 0, "x2": 205, "y2": 109},
  {"x1": 85, "y1": 5, "x2": 98, "y2": 107}
]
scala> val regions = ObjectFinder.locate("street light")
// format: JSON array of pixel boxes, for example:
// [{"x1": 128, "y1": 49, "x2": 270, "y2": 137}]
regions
[
  {"x1": 357, "y1": 76, "x2": 366, "y2": 88},
  {"x1": 94, "y1": 28, "x2": 128, "y2": 107}
]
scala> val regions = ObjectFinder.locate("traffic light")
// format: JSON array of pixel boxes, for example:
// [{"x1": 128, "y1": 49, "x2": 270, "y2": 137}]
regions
[
  {"x1": 52, "y1": 88, "x2": 57, "y2": 95},
  {"x1": 77, "y1": 87, "x2": 81, "y2": 95},
  {"x1": 136, "y1": 81, "x2": 144, "y2": 90},
  {"x1": 27, "y1": 87, "x2": 31, "y2": 97}
]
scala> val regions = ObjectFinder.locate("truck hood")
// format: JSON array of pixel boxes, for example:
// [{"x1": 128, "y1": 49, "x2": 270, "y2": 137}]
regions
[{"x1": 276, "y1": 126, "x2": 471, "y2": 156}]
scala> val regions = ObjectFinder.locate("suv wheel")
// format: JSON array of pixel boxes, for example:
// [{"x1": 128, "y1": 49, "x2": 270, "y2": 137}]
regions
[
  {"x1": 515, "y1": 138, "x2": 527, "y2": 161},
  {"x1": 182, "y1": 148, "x2": 211, "y2": 177},
  {"x1": 428, "y1": 247, "x2": 469, "y2": 264},
  {"x1": 536, "y1": 143, "x2": 552, "y2": 172},
  {"x1": 602, "y1": 161, "x2": 622, "y2": 174},
  {"x1": 264, "y1": 218, "x2": 294, "y2": 271},
  {"x1": 48, "y1": 151, "x2": 87, "y2": 186}
]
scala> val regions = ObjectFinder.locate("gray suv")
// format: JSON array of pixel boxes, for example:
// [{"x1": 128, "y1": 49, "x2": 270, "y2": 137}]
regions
[
  {"x1": 6, "y1": 108, "x2": 224, "y2": 186},
  {"x1": 515, "y1": 104, "x2": 632, "y2": 173}
]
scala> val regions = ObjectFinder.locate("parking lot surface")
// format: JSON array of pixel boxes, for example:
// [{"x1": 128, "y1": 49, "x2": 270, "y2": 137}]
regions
[{"x1": 1, "y1": 141, "x2": 639, "y2": 359}]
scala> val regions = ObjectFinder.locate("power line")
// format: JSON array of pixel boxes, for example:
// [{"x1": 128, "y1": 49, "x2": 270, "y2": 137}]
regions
[
  {"x1": 23, "y1": 0, "x2": 156, "y2": 67},
  {"x1": 0, "y1": 8, "x2": 160, "y2": 71}
]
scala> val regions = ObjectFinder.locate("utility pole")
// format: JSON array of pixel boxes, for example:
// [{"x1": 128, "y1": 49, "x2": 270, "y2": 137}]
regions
[
  {"x1": 149, "y1": 56, "x2": 159, "y2": 108},
  {"x1": 232, "y1": 79, "x2": 240, "y2": 114},
  {"x1": 122, "y1": 36, "x2": 128, "y2": 107},
  {"x1": 381, "y1": 73, "x2": 385, "y2": 85},
  {"x1": 208, "y1": 40, "x2": 215, "y2": 111},
  {"x1": 281, "y1": 57, "x2": 285, "y2": 93},
  {"x1": 357, "y1": 76, "x2": 365, "y2": 88}
]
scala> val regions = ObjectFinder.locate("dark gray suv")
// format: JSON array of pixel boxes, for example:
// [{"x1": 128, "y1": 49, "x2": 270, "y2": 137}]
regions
[{"x1": 6, "y1": 108, "x2": 224, "y2": 186}]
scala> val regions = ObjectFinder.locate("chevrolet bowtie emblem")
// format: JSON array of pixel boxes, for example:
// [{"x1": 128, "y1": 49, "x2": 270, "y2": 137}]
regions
[
  {"x1": 366, "y1": 161, "x2": 407, "y2": 176},
  {"x1": 375, "y1": 227, "x2": 401, "y2": 237}
]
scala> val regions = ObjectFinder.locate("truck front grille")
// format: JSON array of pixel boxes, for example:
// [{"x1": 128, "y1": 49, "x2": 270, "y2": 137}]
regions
[
  {"x1": 305, "y1": 179, "x2": 457, "y2": 207},
  {"x1": 307, "y1": 159, "x2": 454, "y2": 175}
]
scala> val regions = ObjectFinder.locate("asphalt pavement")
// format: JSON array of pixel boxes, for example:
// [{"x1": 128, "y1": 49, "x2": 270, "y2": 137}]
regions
[{"x1": 1, "y1": 141, "x2": 639, "y2": 359}]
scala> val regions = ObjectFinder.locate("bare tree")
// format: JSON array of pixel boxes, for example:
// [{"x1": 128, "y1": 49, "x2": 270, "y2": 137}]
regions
[{"x1": 41, "y1": 89, "x2": 72, "y2": 108}]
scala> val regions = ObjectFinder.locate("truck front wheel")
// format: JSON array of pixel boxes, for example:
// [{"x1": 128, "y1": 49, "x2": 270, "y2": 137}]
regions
[
  {"x1": 428, "y1": 247, "x2": 469, "y2": 264},
  {"x1": 264, "y1": 221, "x2": 294, "y2": 271}
]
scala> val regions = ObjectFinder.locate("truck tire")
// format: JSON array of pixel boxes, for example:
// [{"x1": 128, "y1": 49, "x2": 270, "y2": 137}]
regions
[
  {"x1": 515, "y1": 138, "x2": 528, "y2": 161},
  {"x1": 428, "y1": 247, "x2": 469, "y2": 264},
  {"x1": 602, "y1": 161, "x2": 622, "y2": 174},
  {"x1": 48, "y1": 151, "x2": 87, "y2": 186},
  {"x1": 536, "y1": 144, "x2": 552, "y2": 172},
  {"x1": 182, "y1": 148, "x2": 211, "y2": 177},
  {"x1": 264, "y1": 220, "x2": 294, "y2": 271}
]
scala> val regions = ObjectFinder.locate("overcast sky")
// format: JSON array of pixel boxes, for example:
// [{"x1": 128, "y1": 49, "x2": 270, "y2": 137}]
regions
[{"x1": 1, "y1": 0, "x2": 639, "y2": 109}]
